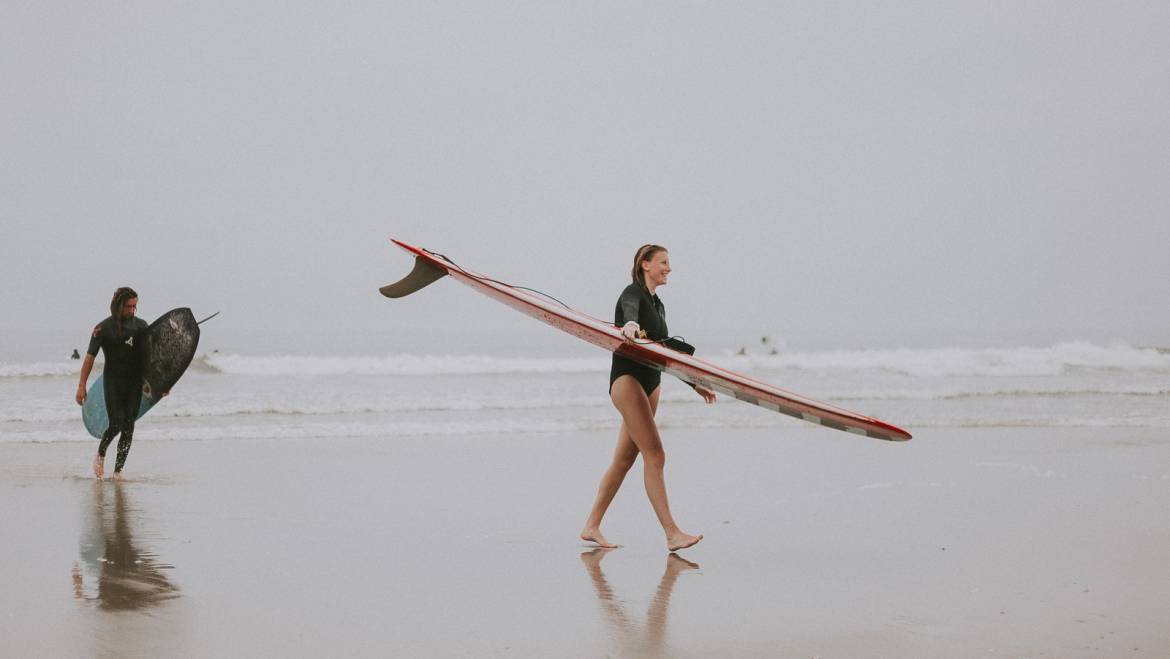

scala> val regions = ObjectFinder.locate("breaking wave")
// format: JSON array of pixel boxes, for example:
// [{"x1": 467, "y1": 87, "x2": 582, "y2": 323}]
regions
[
  {"x1": 714, "y1": 341, "x2": 1170, "y2": 377},
  {"x1": 5, "y1": 341, "x2": 1165, "y2": 379}
]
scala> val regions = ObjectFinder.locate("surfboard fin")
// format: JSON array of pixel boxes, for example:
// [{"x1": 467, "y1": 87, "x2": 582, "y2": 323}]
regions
[{"x1": 380, "y1": 256, "x2": 448, "y2": 298}]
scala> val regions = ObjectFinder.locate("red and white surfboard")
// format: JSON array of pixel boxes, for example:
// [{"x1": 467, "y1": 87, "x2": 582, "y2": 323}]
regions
[{"x1": 381, "y1": 239, "x2": 912, "y2": 442}]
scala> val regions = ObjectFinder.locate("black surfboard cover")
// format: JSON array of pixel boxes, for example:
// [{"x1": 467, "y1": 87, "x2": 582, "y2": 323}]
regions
[{"x1": 144, "y1": 308, "x2": 200, "y2": 396}]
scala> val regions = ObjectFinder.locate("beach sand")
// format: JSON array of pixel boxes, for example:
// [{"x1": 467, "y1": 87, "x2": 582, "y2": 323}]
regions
[{"x1": 2, "y1": 426, "x2": 1167, "y2": 658}]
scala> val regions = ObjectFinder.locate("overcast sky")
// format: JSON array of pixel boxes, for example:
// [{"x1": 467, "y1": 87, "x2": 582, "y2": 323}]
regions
[{"x1": 3, "y1": 2, "x2": 1167, "y2": 358}]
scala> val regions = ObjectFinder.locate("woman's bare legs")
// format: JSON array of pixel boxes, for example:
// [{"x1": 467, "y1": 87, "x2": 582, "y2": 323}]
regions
[
  {"x1": 582, "y1": 377, "x2": 702, "y2": 551},
  {"x1": 580, "y1": 423, "x2": 637, "y2": 547},
  {"x1": 581, "y1": 403, "x2": 645, "y2": 547}
]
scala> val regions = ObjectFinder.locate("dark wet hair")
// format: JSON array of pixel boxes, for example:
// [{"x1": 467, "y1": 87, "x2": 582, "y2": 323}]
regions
[
  {"x1": 109, "y1": 287, "x2": 138, "y2": 336},
  {"x1": 630, "y1": 244, "x2": 667, "y2": 288}
]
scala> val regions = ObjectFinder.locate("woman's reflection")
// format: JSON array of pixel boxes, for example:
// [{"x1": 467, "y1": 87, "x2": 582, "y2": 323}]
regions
[
  {"x1": 72, "y1": 481, "x2": 179, "y2": 610},
  {"x1": 580, "y1": 548, "x2": 700, "y2": 658}
]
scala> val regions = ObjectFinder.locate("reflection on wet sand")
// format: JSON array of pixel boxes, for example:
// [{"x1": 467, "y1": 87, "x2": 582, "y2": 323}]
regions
[
  {"x1": 580, "y1": 549, "x2": 700, "y2": 658},
  {"x1": 73, "y1": 481, "x2": 179, "y2": 611}
]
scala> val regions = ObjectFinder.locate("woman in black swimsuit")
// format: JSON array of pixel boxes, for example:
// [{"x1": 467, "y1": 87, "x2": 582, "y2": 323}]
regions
[{"x1": 581, "y1": 245, "x2": 715, "y2": 551}]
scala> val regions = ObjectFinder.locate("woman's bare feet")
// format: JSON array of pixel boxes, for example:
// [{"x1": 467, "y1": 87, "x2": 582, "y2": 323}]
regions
[
  {"x1": 92, "y1": 454, "x2": 104, "y2": 480},
  {"x1": 666, "y1": 531, "x2": 703, "y2": 552},
  {"x1": 111, "y1": 471, "x2": 124, "y2": 482},
  {"x1": 581, "y1": 527, "x2": 619, "y2": 549}
]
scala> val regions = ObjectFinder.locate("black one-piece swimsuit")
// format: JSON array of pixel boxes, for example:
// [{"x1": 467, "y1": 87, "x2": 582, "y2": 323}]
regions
[{"x1": 608, "y1": 283, "x2": 669, "y2": 397}]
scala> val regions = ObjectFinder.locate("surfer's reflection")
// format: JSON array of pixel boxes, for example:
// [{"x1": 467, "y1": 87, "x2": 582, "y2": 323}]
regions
[
  {"x1": 73, "y1": 481, "x2": 179, "y2": 610},
  {"x1": 580, "y1": 548, "x2": 700, "y2": 658}
]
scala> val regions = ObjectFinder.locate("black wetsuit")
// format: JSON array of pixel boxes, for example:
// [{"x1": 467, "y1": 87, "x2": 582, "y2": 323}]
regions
[
  {"x1": 609, "y1": 283, "x2": 671, "y2": 397},
  {"x1": 87, "y1": 316, "x2": 149, "y2": 473}
]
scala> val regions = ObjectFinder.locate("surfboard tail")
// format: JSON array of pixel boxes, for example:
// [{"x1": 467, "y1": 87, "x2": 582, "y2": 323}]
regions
[{"x1": 380, "y1": 255, "x2": 449, "y2": 298}]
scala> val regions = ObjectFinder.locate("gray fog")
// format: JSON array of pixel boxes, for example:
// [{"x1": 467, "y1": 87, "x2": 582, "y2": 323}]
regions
[{"x1": 3, "y1": 2, "x2": 1168, "y2": 359}]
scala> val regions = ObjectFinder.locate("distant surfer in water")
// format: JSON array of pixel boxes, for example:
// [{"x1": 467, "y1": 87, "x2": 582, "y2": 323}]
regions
[
  {"x1": 76, "y1": 287, "x2": 151, "y2": 480},
  {"x1": 581, "y1": 245, "x2": 716, "y2": 552}
]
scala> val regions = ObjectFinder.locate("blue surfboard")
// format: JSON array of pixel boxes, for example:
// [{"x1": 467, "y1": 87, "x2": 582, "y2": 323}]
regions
[
  {"x1": 82, "y1": 376, "x2": 158, "y2": 438},
  {"x1": 80, "y1": 308, "x2": 203, "y2": 439}
]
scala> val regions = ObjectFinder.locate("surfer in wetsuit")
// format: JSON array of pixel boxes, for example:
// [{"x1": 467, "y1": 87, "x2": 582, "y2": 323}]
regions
[
  {"x1": 581, "y1": 245, "x2": 716, "y2": 552},
  {"x1": 76, "y1": 287, "x2": 150, "y2": 480}
]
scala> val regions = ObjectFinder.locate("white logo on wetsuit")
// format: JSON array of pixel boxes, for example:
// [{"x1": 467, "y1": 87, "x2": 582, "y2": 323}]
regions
[{"x1": 125, "y1": 337, "x2": 134, "y2": 347}]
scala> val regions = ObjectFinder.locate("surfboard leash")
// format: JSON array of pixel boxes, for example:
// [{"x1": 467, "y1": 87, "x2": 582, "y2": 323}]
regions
[
  {"x1": 425, "y1": 250, "x2": 576, "y2": 310},
  {"x1": 423, "y1": 249, "x2": 692, "y2": 351}
]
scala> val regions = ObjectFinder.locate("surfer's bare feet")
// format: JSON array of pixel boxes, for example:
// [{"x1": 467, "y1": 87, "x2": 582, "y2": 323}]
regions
[
  {"x1": 667, "y1": 531, "x2": 702, "y2": 552},
  {"x1": 581, "y1": 528, "x2": 619, "y2": 549},
  {"x1": 92, "y1": 454, "x2": 104, "y2": 480},
  {"x1": 112, "y1": 471, "x2": 124, "y2": 482}
]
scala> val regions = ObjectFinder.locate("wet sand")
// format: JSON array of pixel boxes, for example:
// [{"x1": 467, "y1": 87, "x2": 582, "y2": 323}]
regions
[{"x1": 1, "y1": 426, "x2": 1167, "y2": 657}]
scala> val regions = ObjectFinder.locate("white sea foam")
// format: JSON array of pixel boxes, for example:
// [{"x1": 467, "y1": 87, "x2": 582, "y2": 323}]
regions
[
  {"x1": 4, "y1": 342, "x2": 1166, "y2": 379},
  {"x1": 716, "y1": 341, "x2": 1170, "y2": 377},
  {"x1": 24, "y1": 394, "x2": 610, "y2": 422},
  {"x1": 0, "y1": 361, "x2": 94, "y2": 378},
  {"x1": 200, "y1": 353, "x2": 610, "y2": 376},
  {"x1": 833, "y1": 385, "x2": 1170, "y2": 401},
  {"x1": 0, "y1": 417, "x2": 614, "y2": 444},
  {"x1": 7, "y1": 382, "x2": 1165, "y2": 425},
  {"x1": 4, "y1": 341, "x2": 1168, "y2": 441}
]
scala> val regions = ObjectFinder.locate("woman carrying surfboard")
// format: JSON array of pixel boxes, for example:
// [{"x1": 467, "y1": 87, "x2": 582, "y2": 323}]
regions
[
  {"x1": 76, "y1": 287, "x2": 149, "y2": 480},
  {"x1": 581, "y1": 245, "x2": 715, "y2": 552}
]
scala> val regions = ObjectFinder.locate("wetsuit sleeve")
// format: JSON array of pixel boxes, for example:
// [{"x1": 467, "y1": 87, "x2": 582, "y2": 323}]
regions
[
  {"x1": 617, "y1": 286, "x2": 641, "y2": 326},
  {"x1": 135, "y1": 326, "x2": 151, "y2": 376},
  {"x1": 86, "y1": 324, "x2": 102, "y2": 357}
]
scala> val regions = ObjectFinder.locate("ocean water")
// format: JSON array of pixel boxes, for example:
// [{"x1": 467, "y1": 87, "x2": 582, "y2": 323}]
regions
[{"x1": 2, "y1": 341, "x2": 1168, "y2": 444}]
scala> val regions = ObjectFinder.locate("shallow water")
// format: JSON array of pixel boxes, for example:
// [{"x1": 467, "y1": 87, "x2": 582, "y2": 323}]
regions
[{"x1": 3, "y1": 342, "x2": 1168, "y2": 445}]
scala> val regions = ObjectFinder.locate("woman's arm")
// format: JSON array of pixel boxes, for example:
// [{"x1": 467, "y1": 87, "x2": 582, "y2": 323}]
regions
[{"x1": 617, "y1": 286, "x2": 643, "y2": 341}]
